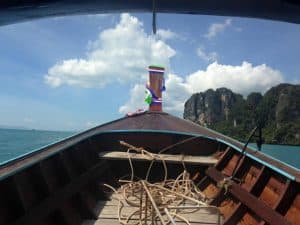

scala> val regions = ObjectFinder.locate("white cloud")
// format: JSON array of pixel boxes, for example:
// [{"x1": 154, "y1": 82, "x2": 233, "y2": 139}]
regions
[
  {"x1": 118, "y1": 84, "x2": 148, "y2": 114},
  {"x1": 204, "y1": 19, "x2": 232, "y2": 39},
  {"x1": 45, "y1": 13, "x2": 176, "y2": 88},
  {"x1": 185, "y1": 62, "x2": 284, "y2": 95},
  {"x1": 156, "y1": 29, "x2": 178, "y2": 40},
  {"x1": 119, "y1": 61, "x2": 284, "y2": 114},
  {"x1": 163, "y1": 74, "x2": 191, "y2": 113},
  {"x1": 196, "y1": 47, "x2": 218, "y2": 62}
]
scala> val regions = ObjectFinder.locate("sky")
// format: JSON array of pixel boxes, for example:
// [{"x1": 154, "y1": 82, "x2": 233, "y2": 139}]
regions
[{"x1": 0, "y1": 13, "x2": 299, "y2": 131}]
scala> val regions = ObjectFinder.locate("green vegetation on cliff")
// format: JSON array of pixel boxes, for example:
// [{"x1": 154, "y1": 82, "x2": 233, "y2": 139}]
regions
[{"x1": 184, "y1": 84, "x2": 300, "y2": 145}]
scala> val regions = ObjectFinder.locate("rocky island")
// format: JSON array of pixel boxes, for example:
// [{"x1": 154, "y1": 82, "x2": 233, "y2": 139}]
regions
[{"x1": 183, "y1": 83, "x2": 300, "y2": 145}]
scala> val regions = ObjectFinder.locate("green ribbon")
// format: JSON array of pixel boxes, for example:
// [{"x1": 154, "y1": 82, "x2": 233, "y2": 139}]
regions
[{"x1": 144, "y1": 89, "x2": 152, "y2": 105}]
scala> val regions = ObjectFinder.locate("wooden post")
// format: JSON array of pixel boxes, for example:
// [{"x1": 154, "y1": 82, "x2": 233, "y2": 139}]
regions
[{"x1": 147, "y1": 65, "x2": 165, "y2": 112}]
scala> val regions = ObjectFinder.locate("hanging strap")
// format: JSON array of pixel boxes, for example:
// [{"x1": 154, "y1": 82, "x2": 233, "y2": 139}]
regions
[{"x1": 152, "y1": 0, "x2": 156, "y2": 34}]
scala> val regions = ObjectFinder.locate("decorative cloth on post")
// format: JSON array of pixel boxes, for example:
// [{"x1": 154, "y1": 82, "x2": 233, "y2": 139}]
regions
[
  {"x1": 144, "y1": 89, "x2": 152, "y2": 105},
  {"x1": 145, "y1": 84, "x2": 163, "y2": 105},
  {"x1": 145, "y1": 65, "x2": 166, "y2": 106}
]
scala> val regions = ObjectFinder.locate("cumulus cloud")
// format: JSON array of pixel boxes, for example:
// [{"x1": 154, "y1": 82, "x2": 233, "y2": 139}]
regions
[
  {"x1": 196, "y1": 47, "x2": 218, "y2": 62},
  {"x1": 185, "y1": 61, "x2": 284, "y2": 95},
  {"x1": 45, "y1": 13, "x2": 176, "y2": 88},
  {"x1": 118, "y1": 84, "x2": 148, "y2": 114},
  {"x1": 119, "y1": 61, "x2": 284, "y2": 114},
  {"x1": 44, "y1": 14, "x2": 283, "y2": 117},
  {"x1": 163, "y1": 74, "x2": 191, "y2": 113},
  {"x1": 204, "y1": 19, "x2": 232, "y2": 39},
  {"x1": 156, "y1": 29, "x2": 178, "y2": 40}
]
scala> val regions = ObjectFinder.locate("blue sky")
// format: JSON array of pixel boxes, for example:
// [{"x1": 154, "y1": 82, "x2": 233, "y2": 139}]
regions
[{"x1": 0, "y1": 13, "x2": 299, "y2": 131}]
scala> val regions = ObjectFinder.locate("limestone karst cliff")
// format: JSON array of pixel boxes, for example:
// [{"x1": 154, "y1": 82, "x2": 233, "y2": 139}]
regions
[{"x1": 183, "y1": 84, "x2": 300, "y2": 145}]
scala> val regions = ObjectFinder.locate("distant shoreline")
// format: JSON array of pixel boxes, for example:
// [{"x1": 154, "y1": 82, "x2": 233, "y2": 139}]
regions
[
  {"x1": 0, "y1": 127, "x2": 76, "y2": 133},
  {"x1": 1, "y1": 127, "x2": 298, "y2": 147}
]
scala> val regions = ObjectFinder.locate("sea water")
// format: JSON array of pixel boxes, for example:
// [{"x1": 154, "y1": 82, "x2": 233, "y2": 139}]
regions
[
  {"x1": 0, "y1": 128, "x2": 299, "y2": 170},
  {"x1": 0, "y1": 128, "x2": 75, "y2": 164},
  {"x1": 249, "y1": 143, "x2": 300, "y2": 170}
]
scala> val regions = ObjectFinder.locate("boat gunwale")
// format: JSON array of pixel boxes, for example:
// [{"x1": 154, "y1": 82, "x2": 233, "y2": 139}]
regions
[
  {"x1": 0, "y1": 129, "x2": 217, "y2": 181},
  {"x1": 0, "y1": 128, "x2": 299, "y2": 183}
]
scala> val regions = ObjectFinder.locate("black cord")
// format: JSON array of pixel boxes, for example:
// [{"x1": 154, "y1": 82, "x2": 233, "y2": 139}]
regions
[
  {"x1": 231, "y1": 126, "x2": 258, "y2": 178},
  {"x1": 152, "y1": 0, "x2": 156, "y2": 34}
]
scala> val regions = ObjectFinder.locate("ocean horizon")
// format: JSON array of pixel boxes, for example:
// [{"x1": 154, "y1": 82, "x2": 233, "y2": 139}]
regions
[
  {"x1": 0, "y1": 128, "x2": 299, "y2": 170},
  {"x1": 0, "y1": 128, "x2": 76, "y2": 164}
]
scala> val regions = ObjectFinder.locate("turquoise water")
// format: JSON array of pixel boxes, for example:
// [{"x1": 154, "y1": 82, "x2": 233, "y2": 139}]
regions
[
  {"x1": 249, "y1": 143, "x2": 300, "y2": 170},
  {"x1": 0, "y1": 128, "x2": 75, "y2": 164},
  {"x1": 0, "y1": 128, "x2": 299, "y2": 170}
]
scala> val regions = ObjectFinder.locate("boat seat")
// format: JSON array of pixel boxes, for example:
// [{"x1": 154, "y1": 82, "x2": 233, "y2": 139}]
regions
[{"x1": 99, "y1": 151, "x2": 218, "y2": 166}]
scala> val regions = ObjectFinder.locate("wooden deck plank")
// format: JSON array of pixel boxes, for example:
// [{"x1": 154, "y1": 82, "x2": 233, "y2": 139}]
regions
[
  {"x1": 99, "y1": 151, "x2": 217, "y2": 165},
  {"x1": 98, "y1": 210, "x2": 219, "y2": 223},
  {"x1": 96, "y1": 202, "x2": 218, "y2": 214},
  {"x1": 83, "y1": 193, "x2": 223, "y2": 225},
  {"x1": 83, "y1": 218, "x2": 219, "y2": 225}
]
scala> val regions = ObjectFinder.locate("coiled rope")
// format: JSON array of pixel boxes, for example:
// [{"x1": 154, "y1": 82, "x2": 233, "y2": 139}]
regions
[{"x1": 103, "y1": 141, "x2": 221, "y2": 225}]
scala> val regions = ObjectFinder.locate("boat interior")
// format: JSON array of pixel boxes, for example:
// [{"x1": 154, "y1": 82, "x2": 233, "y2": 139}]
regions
[{"x1": 0, "y1": 128, "x2": 299, "y2": 225}]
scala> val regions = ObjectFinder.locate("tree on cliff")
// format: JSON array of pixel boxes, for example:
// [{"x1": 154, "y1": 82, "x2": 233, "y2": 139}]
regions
[{"x1": 183, "y1": 84, "x2": 300, "y2": 145}]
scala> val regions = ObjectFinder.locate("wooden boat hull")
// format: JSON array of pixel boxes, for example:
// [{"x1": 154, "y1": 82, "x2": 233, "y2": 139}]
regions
[{"x1": 0, "y1": 112, "x2": 299, "y2": 225}]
